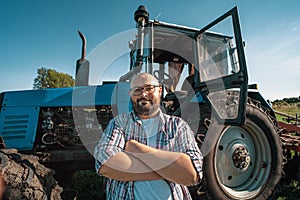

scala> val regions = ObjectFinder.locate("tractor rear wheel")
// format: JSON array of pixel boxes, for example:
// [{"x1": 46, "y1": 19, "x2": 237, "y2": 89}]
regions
[
  {"x1": 201, "y1": 102, "x2": 282, "y2": 199},
  {"x1": 0, "y1": 149, "x2": 63, "y2": 199}
]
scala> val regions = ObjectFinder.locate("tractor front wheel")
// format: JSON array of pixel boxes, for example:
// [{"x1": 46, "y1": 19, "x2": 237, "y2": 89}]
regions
[{"x1": 202, "y1": 103, "x2": 282, "y2": 199}]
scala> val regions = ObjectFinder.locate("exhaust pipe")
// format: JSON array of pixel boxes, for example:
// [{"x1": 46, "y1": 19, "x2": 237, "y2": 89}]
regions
[{"x1": 75, "y1": 30, "x2": 90, "y2": 86}]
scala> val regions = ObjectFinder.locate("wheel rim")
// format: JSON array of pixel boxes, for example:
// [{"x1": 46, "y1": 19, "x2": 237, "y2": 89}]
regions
[{"x1": 215, "y1": 121, "x2": 272, "y2": 199}]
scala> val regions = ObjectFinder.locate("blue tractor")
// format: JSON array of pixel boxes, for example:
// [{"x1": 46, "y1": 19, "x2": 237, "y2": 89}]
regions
[{"x1": 0, "y1": 5, "x2": 283, "y2": 199}]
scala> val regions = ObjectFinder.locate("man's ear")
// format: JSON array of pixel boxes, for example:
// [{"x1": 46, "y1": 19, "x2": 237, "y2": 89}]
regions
[{"x1": 159, "y1": 86, "x2": 163, "y2": 95}]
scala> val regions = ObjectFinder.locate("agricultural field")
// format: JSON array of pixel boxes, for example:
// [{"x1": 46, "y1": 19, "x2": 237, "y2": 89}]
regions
[
  {"x1": 272, "y1": 97, "x2": 300, "y2": 123},
  {"x1": 272, "y1": 97, "x2": 300, "y2": 200}
]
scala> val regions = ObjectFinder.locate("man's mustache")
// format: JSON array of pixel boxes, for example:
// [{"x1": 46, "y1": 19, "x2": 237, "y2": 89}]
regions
[
  {"x1": 137, "y1": 98, "x2": 153, "y2": 104},
  {"x1": 137, "y1": 98, "x2": 152, "y2": 102}
]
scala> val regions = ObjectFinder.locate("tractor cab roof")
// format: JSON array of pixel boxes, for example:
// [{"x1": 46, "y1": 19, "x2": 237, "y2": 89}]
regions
[{"x1": 143, "y1": 19, "x2": 232, "y2": 64}]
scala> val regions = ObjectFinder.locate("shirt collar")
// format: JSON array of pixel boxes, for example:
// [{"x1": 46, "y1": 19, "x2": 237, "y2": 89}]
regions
[{"x1": 130, "y1": 110, "x2": 167, "y2": 134}]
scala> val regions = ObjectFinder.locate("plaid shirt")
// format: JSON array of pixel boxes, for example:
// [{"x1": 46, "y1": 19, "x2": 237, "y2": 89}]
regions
[{"x1": 94, "y1": 111, "x2": 203, "y2": 200}]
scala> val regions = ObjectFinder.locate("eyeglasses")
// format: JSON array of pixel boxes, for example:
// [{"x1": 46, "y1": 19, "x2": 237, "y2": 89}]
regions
[{"x1": 130, "y1": 85, "x2": 160, "y2": 96}]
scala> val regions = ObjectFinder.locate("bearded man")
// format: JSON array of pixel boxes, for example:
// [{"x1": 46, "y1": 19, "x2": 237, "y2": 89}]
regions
[{"x1": 94, "y1": 73, "x2": 203, "y2": 200}]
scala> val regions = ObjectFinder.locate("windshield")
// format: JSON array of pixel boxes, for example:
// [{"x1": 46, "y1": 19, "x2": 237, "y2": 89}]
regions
[{"x1": 197, "y1": 33, "x2": 239, "y2": 82}]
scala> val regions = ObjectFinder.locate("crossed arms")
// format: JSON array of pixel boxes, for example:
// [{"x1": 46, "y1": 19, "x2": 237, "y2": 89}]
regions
[{"x1": 99, "y1": 140, "x2": 199, "y2": 186}]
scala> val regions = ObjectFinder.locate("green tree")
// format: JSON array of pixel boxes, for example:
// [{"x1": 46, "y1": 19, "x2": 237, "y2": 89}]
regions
[{"x1": 33, "y1": 67, "x2": 74, "y2": 89}]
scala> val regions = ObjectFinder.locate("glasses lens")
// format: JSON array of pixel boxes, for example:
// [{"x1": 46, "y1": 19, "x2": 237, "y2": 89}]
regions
[
  {"x1": 145, "y1": 86, "x2": 154, "y2": 93},
  {"x1": 133, "y1": 88, "x2": 142, "y2": 96}
]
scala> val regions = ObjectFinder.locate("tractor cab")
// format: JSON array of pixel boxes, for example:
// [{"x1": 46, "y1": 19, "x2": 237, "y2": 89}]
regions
[{"x1": 121, "y1": 5, "x2": 248, "y2": 125}]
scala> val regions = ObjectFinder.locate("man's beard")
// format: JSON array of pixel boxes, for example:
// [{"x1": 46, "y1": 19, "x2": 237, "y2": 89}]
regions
[{"x1": 133, "y1": 98, "x2": 159, "y2": 116}]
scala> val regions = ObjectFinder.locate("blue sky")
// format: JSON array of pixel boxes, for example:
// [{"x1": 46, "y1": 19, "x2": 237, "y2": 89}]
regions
[{"x1": 0, "y1": 0, "x2": 299, "y2": 101}]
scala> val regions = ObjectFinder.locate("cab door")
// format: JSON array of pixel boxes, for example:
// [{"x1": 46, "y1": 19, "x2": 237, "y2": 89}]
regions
[{"x1": 194, "y1": 7, "x2": 248, "y2": 125}]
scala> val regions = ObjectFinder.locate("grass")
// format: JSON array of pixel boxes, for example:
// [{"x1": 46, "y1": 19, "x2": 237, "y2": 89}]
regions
[
  {"x1": 61, "y1": 170, "x2": 105, "y2": 200},
  {"x1": 273, "y1": 104, "x2": 300, "y2": 123},
  {"x1": 276, "y1": 180, "x2": 300, "y2": 200},
  {"x1": 64, "y1": 170, "x2": 300, "y2": 200}
]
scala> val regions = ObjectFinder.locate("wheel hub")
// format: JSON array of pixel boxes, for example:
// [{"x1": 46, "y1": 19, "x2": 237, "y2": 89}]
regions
[{"x1": 232, "y1": 145, "x2": 251, "y2": 170}]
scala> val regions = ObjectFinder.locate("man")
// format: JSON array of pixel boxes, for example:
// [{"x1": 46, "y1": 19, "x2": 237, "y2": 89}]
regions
[{"x1": 94, "y1": 73, "x2": 203, "y2": 199}]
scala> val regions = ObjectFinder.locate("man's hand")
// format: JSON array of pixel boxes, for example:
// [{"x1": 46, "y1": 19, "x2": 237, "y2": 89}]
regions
[
  {"x1": 99, "y1": 141, "x2": 162, "y2": 181},
  {"x1": 100, "y1": 139, "x2": 199, "y2": 185},
  {"x1": 124, "y1": 140, "x2": 199, "y2": 186},
  {"x1": 125, "y1": 139, "x2": 157, "y2": 153},
  {"x1": 124, "y1": 139, "x2": 140, "y2": 153}
]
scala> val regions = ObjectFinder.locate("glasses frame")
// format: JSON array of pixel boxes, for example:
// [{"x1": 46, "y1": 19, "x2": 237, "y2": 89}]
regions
[{"x1": 130, "y1": 85, "x2": 160, "y2": 96}]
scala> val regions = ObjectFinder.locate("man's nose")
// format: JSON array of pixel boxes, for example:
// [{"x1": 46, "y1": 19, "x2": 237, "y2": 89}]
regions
[{"x1": 141, "y1": 90, "x2": 148, "y2": 97}]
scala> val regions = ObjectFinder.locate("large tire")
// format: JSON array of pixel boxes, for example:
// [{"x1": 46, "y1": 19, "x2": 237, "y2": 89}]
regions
[
  {"x1": 200, "y1": 102, "x2": 283, "y2": 199},
  {"x1": 0, "y1": 149, "x2": 63, "y2": 200}
]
